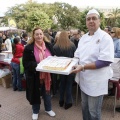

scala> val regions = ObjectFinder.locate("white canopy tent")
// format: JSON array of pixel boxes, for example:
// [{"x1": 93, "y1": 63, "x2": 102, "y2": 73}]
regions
[{"x1": 0, "y1": 27, "x2": 17, "y2": 31}]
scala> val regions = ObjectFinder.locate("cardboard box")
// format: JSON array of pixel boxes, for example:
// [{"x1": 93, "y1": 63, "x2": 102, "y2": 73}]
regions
[{"x1": 1, "y1": 74, "x2": 12, "y2": 88}]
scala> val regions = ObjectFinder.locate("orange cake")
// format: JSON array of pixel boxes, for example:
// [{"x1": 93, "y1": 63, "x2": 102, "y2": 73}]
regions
[{"x1": 43, "y1": 57, "x2": 72, "y2": 71}]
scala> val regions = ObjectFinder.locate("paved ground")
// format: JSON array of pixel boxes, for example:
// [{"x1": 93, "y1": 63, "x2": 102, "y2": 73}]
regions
[{"x1": 0, "y1": 85, "x2": 120, "y2": 120}]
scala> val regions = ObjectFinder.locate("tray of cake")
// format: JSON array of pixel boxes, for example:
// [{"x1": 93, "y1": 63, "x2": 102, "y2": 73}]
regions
[{"x1": 36, "y1": 56, "x2": 79, "y2": 75}]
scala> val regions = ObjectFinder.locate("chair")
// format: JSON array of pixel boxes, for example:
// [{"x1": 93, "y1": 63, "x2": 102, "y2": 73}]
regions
[
  {"x1": 109, "y1": 58, "x2": 120, "y2": 117},
  {"x1": 75, "y1": 83, "x2": 79, "y2": 105},
  {"x1": 109, "y1": 78, "x2": 120, "y2": 117}
]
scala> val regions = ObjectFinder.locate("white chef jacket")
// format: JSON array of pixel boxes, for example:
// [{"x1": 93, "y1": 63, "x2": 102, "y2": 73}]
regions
[
  {"x1": 74, "y1": 28, "x2": 114, "y2": 96},
  {"x1": 5, "y1": 38, "x2": 12, "y2": 52}
]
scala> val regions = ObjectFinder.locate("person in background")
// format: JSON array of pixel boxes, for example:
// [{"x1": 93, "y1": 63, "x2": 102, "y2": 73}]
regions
[
  {"x1": 0, "y1": 32, "x2": 3, "y2": 52},
  {"x1": 48, "y1": 28, "x2": 54, "y2": 38},
  {"x1": 44, "y1": 33, "x2": 52, "y2": 43},
  {"x1": 2, "y1": 35, "x2": 12, "y2": 52},
  {"x1": 53, "y1": 31, "x2": 76, "y2": 109},
  {"x1": 52, "y1": 31, "x2": 57, "y2": 39},
  {"x1": 54, "y1": 31, "x2": 61, "y2": 45},
  {"x1": 110, "y1": 27, "x2": 120, "y2": 58},
  {"x1": 1, "y1": 34, "x2": 7, "y2": 51},
  {"x1": 67, "y1": 30, "x2": 71, "y2": 39},
  {"x1": 21, "y1": 33, "x2": 28, "y2": 46},
  {"x1": 2, "y1": 34, "x2": 6, "y2": 43},
  {"x1": 104, "y1": 26, "x2": 112, "y2": 35},
  {"x1": 108, "y1": 27, "x2": 120, "y2": 96},
  {"x1": 11, "y1": 37, "x2": 24, "y2": 91},
  {"x1": 71, "y1": 29, "x2": 81, "y2": 48},
  {"x1": 44, "y1": 29, "x2": 55, "y2": 45},
  {"x1": 110, "y1": 27, "x2": 120, "y2": 112},
  {"x1": 71, "y1": 9, "x2": 114, "y2": 120},
  {"x1": 81, "y1": 31, "x2": 85, "y2": 36},
  {"x1": 22, "y1": 27, "x2": 56, "y2": 120}
]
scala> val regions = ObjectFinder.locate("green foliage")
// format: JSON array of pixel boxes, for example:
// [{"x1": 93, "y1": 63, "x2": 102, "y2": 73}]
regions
[
  {"x1": 2, "y1": 2, "x2": 54, "y2": 30},
  {"x1": 116, "y1": 17, "x2": 120, "y2": 27},
  {"x1": 27, "y1": 11, "x2": 52, "y2": 32},
  {"x1": 78, "y1": 9, "x2": 88, "y2": 33},
  {"x1": 99, "y1": 12, "x2": 106, "y2": 30},
  {"x1": 2, "y1": 2, "x2": 107, "y2": 32},
  {"x1": 106, "y1": 8, "x2": 120, "y2": 27},
  {"x1": 53, "y1": 2, "x2": 81, "y2": 30}
]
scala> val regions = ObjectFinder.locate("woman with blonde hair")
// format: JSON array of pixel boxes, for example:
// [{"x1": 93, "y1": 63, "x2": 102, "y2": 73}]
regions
[
  {"x1": 23, "y1": 27, "x2": 56, "y2": 120},
  {"x1": 53, "y1": 31, "x2": 76, "y2": 109},
  {"x1": 110, "y1": 27, "x2": 120, "y2": 58},
  {"x1": 110, "y1": 27, "x2": 120, "y2": 112},
  {"x1": 109, "y1": 27, "x2": 120, "y2": 97}
]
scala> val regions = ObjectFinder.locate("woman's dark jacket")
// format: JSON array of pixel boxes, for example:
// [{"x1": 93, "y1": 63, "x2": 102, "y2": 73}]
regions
[{"x1": 23, "y1": 42, "x2": 54, "y2": 105}]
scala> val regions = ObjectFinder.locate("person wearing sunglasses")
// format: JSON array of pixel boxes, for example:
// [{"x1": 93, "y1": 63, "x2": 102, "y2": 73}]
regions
[
  {"x1": 108, "y1": 27, "x2": 120, "y2": 97},
  {"x1": 110, "y1": 27, "x2": 120, "y2": 112},
  {"x1": 110, "y1": 27, "x2": 120, "y2": 58},
  {"x1": 71, "y1": 29, "x2": 81, "y2": 48},
  {"x1": 104, "y1": 26, "x2": 112, "y2": 35}
]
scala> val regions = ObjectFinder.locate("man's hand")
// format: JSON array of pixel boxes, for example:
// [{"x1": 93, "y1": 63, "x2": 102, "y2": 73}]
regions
[{"x1": 71, "y1": 65, "x2": 83, "y2": 74}]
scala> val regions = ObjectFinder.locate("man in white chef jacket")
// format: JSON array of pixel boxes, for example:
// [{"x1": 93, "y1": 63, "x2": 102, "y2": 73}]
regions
[{"x1": 71, "y1": 9, "x2": 114, "y2": 120}]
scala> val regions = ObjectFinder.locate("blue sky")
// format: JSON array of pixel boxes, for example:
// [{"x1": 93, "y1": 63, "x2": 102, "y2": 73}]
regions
[{"x1": 0, "y1": 0, "x2": 120, "y2": 15}]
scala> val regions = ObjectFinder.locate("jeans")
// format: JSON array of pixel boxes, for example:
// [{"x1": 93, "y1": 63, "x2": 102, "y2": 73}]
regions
[
  {"x1": 11, "y1": 62, "x2": 22, "y2": 90},
  {"x1": 59, "y1": 75, "x2": 74, "y2": 104},
  {"x1": 81, "y1": 90, "x2": 104, "y2": 120},
  {"x1": 32, "y1": 84, "x2": 52, "y2": 114}
]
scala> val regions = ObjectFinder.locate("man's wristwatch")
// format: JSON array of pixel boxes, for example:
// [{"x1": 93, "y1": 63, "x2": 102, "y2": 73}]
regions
[{"x1": 81, "y1": 64, "x2": 85, "y2": 72}]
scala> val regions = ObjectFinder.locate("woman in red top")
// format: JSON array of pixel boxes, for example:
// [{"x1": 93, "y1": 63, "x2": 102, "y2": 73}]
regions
[{"x1": 11, "y1": 37, "x2": 24, "y2": 91}]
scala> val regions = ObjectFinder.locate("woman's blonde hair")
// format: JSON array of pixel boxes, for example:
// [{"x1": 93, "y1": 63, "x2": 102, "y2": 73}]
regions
[
  {"x1": 117, "y1": 28, "x2": 120, "y2": 39},
  {"x1": 27, "y1": 27, "x2": 50, "y2": 44},
  {"x1": 112, "y1": 27, "x2": 120, "y2": 39},
  {"x1": 54, "y1": 31, "x2": 73, "y2": 49}
]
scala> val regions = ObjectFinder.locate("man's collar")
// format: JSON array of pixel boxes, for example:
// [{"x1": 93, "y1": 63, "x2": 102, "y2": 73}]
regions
[{"x1": 88, "y1": 28, "x2": 100, "y2": 36}]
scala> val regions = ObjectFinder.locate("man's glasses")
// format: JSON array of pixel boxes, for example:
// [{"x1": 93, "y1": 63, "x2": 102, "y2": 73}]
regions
[{"x1": 86, "y1": 16, "x2": 99, "y2": 21}]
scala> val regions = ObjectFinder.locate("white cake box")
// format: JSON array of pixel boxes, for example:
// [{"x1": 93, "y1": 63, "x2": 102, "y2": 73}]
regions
[{"x1": 36, "y1": 56, "x2": 79, "y2": 75}]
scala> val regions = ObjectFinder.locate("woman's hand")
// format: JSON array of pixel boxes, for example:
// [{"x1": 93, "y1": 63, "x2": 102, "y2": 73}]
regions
[{"x1": 71, "y1": 65, "x2": 83, "y2": 74}]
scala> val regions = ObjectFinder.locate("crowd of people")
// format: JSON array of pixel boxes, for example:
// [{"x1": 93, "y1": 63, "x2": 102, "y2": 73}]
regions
[{"x1": 0, "y1": 9, "x2": 120, "y2": 120}]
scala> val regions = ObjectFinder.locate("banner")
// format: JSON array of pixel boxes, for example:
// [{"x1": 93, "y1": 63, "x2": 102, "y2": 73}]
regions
[{"x1": 8, "y1": 18, "x2": 16, "y2": 27}]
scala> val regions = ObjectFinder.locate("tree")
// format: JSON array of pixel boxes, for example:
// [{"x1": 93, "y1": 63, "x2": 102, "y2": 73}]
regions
[
  {"x1": 2, "y1": 2, "x2": 106, "y2": 32},
  {"x1": 53, "y1": 2, "x2": 81, "y2": 30},
  {"x1": 27, "y1": 11, "x2": 52, "y2": 32},
  {"x1": 107, "y1": 8, "x2": 120, "y2": 27},
  {"x1": 116, "y1": 17, "x2": 120, "y2": 27},
  {"x1": 2, "y1": 2, "x2": 54, "y2": 30}
]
